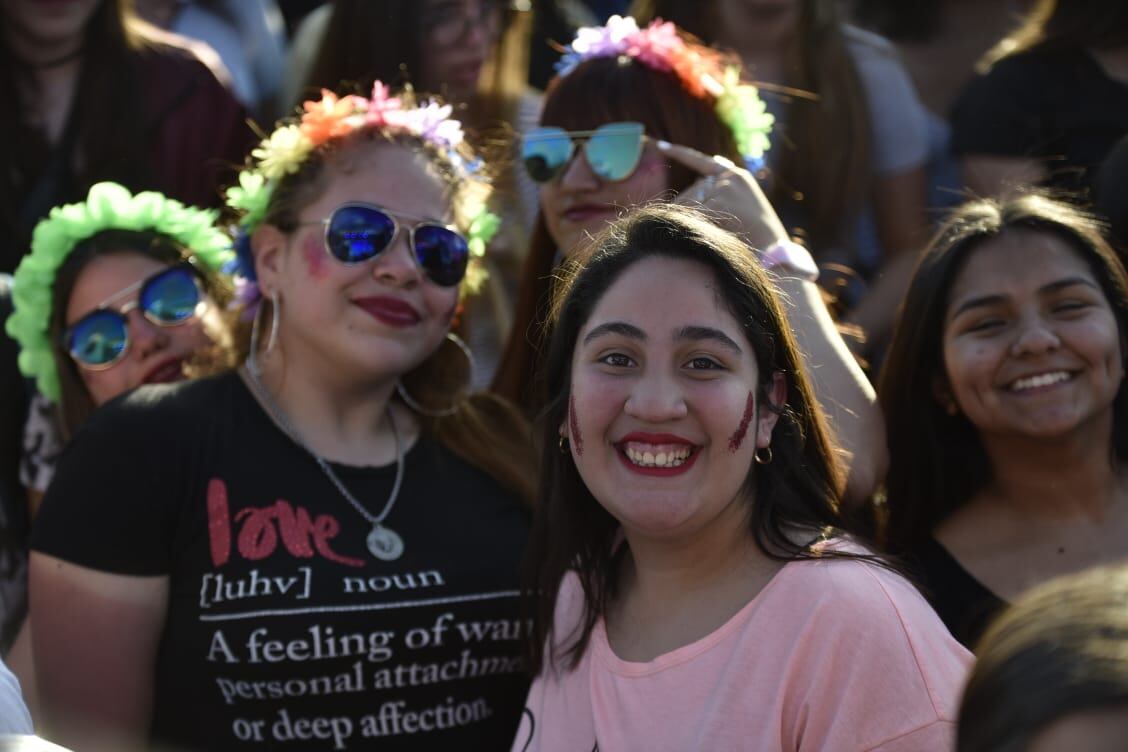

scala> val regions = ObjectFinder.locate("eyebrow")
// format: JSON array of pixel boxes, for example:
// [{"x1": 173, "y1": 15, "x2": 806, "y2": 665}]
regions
[
  {"x1": 580, "y1": 322, "x2": 743, "y2": 354},
  {"x1": 675, "y1": 325, "x2": 743, "y2": 355},
  {"x1": 949, "y1": 276, "x2": 1102, "y2": 320},
  {"x1": 582, "y1": 321, "x2": 646, "y2": 346}
]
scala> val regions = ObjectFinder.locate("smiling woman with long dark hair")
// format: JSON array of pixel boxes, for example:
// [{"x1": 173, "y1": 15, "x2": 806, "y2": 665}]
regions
[
  {"x1": 513, "y1": 203, "x2": 969, "y2": 751},
  {"x1": 880, "y1": 192, "x2": 1128, "y2": 649}
]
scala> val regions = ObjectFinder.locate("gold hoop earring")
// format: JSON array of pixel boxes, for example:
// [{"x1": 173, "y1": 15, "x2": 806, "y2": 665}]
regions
[
  {"x1": 559, "y1": 436, "x2": 569, "y2": 453},
  {"x1": 396, "y1": 332, "x2": 475, "y2": 418},
  {"x1": 754, "y1": 446, "x2": 773, "y2": 465}
]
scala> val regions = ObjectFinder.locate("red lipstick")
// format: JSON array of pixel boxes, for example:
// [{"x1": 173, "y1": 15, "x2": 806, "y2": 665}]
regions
[
  {"x1": 353, "y1": 296, "x2": 421, "y2": 327},
  {"x1": 142, "y1": 357, "x2": 186, "y2": 385}
]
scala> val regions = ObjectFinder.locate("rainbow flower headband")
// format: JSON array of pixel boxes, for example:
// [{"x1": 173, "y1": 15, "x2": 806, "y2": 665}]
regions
[
  {"x1": 226, "y1": 81, "x2": 499, "y2": 294},
  {"x1": 6, "y1": 182, "x2": 234, "y2": 401},
  {"x1": 556, "y1": 15, "x2": 774, "y2": 171}
]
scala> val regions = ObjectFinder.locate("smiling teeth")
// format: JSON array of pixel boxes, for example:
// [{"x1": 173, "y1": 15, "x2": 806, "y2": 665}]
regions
[
  {"x1": 623, "y1": 445, "x2": 692, "y2": 468},
  {"x1": 1011, "y1": 371, "x2": 1072, "y2": 391}
]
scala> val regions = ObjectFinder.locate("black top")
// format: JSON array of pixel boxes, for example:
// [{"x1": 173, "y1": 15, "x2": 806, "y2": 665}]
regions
[
  {"x1": 911, "y1": 536, "x2": 1007, "y2": 651},
  {"x1": 31, "y1": 371, "x2": 531, "y2": 750},
  {"x1": 951, "y1": 48, "x2": 1128, "y2": 193}
]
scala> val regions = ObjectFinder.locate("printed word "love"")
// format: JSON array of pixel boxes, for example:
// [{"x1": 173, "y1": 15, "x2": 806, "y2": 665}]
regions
[{"x1": 207, "y1": 479, "x2": 364, "y2": 568}]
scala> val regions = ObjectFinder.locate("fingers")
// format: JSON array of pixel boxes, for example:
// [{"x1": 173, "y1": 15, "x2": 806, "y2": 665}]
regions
[{"x1": 655, "y1": 140, "x2": 736, "y2": 176}]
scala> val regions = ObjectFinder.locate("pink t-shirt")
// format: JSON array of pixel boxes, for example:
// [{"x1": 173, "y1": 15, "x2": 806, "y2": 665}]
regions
[{"x1": 513, "y1": 550, "x2": 972, "y2": 751}]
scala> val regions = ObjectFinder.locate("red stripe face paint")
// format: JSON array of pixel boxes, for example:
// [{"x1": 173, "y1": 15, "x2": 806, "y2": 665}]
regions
[
  {"x1": 569, "y1": 393, "x2": 583, "y2": 456},
  {"x1": 728, "y1": 392, "x2": 756, "y2": 453},
  {"x1": 302, "y1": 233, "x2": 329, "y2": 279}
]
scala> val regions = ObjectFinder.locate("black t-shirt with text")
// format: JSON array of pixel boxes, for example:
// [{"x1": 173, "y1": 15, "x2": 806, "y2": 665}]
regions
[{"x1": 31, "y1": 371, "x2": 531, "y2": 750}]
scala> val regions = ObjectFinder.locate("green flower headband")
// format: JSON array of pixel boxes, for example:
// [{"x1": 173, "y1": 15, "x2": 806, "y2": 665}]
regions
[
  {"x1": 226, "y1": 81, "x2": 499, "y2": 296},
  {"x1": 5, "y1": 181, "x2": 233, "y2": 401}
]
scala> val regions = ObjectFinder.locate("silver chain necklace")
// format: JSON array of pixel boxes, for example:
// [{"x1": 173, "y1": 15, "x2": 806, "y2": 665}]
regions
[{"x1": 241, "y1": 358, "x2": 406, "y2": 561}]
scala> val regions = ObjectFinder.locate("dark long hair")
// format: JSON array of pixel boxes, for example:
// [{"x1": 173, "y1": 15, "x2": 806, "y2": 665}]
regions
[
  {"x1": 491, "y1": 52, "x2": 743, "y2": 410},
  {"x1": 633, "y1": 0, "x2": 873, "y2": 256},
  {"x1": 0, "y1": 0, "x2": 152, "y2": 272},
  {"x1": 958, "y1": 563, "x2": 1128, "y2": 752},
  {"x1": 524, "y1": 204, "x2": 848, "y2": 676},
  {"x1": 297, "y1": 0, "x2": 526, "y2": 122},
  {"x1": 878, "y1": 193, "x2": 1128, "y2": 553},
  {"x1": 49, "y1": 230, "x2": 236, "y2": 440}
]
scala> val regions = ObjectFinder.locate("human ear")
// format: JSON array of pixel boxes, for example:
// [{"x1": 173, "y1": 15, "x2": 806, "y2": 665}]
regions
[
  {"x1": 251, "y1": 224, "x2": 288, "y2": 298},
  {"x1": 755, "y1": 372, "x2": 787, "y2": 448}
]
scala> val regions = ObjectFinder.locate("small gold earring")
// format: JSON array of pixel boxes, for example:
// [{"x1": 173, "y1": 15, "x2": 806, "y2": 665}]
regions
[{"x1": 754, "y1": 446, "x2": 773, "y2": 465}]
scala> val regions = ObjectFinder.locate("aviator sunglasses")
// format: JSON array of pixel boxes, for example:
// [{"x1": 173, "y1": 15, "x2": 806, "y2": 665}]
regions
[
  {"x1": 300, "y1": 203, "x2": 470, "y2": 287},
  {"x1": 64, "y1": 265, "x2": 205, "y2": 370},
  {"x1": 522, "y1": 122, "x2": 646, "y2": 184}
]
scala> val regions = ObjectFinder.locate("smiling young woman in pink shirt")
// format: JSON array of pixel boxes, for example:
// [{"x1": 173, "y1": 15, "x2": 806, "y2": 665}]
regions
[{"x1": 513, "y1": 203, "x2": 970, "y2": 752}]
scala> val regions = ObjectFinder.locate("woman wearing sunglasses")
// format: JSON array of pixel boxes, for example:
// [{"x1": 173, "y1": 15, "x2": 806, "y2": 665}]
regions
[
  {"x1": 495, "y1": 16, "x2": 885, "y2": 503},
  {"x1": 28, "y1": 85, "x2": 534, "y2": 751},
  {"x1": 2, "y1": 180, "x2": 235, "y2": 714},
  {"x1": 5, "y1": 182, "x2": 235, "y2": 503}
]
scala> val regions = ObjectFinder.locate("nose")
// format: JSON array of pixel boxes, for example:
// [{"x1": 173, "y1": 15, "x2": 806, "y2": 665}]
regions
[
  {"x1": 127, "y1": 310, "x2": 168, "y2": 360},
  {"x1": 371, "y1": 229, "x2": 422, "y2": 287},
  {"x1": 557, "y1": 146, "x2": 600, "y2": 191},
  {"x1": 623, "y1": 369, "x2": 689, "y2": 424},
  {"x1": 1010, "y1": 317, "x2": 1061, "y2": 357}
]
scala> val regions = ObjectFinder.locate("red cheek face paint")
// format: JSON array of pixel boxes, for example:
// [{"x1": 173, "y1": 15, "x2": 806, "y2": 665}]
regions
[
  {"x1": 728, "y1": 392, "x2": 756, "y2": 453},
  {"x1": 569, "y1": 394, "x2": 583, "y2": 456},
  {"x1": 302, "y1": 234, "x2": 329, "y2": 280}
]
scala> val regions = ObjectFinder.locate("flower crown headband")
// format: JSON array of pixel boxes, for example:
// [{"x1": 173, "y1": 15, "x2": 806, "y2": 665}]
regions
[
  {"x1": 555, "y1": 15, "x2": 774, "y2": 171},
  {"x1": 226, "y1": 81, "x2": 499, "y2": 297},
  {"x1": 5, "y1": 181, "x2": 234, "y2": 401}
]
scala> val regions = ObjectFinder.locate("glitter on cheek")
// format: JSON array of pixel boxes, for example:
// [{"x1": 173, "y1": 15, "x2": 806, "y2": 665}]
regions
[
  {"x1": 728, "y1": 392, "x2": 756, "y2": 453},
  {"x1": 569, "y1": 393, "x2": 584, "y2": 456},
  {"x1": 301, "y1": 233, "x2": 329, "y2": 279}
]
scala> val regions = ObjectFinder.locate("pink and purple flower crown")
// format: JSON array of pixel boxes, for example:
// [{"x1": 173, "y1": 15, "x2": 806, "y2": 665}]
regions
[{"x1": 555, "y1": 15, "x2": 774, "y2": 171}]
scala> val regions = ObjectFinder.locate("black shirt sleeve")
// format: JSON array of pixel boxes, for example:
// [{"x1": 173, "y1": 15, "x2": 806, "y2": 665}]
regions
[{"x1": 30, "y1": 384, "x2": 192, "y2": 575}]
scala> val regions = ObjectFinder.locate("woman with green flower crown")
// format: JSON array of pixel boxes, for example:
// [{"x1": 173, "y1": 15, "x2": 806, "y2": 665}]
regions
[
  {"x1": 27, "y1": 83, "x2": 535, "y2": 751},
  {"x1": 493, "y1": 16, "x2": 886, "y2": 504},
  {"x1": 1, "y1": 182, "x2": 238, "y2": 710}
]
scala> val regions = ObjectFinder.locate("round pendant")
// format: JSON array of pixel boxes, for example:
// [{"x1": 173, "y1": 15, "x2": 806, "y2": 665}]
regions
[{"x1": 367, "y1": 525, "x2": 404, "y2": 561}]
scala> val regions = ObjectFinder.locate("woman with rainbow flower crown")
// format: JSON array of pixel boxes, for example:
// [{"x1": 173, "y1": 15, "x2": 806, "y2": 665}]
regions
[
  {"x1": 28, "y1": 83, "x2": 535, "y2": 751},
  {"x1": 493, "y1": 15, "x2": 886, "y2": 503}
]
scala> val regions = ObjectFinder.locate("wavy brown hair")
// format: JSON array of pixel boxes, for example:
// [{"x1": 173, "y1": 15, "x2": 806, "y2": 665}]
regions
[
  {"x1": 879, "y1": 193, "x2": 1128, "y2": 553},
  {"x1": 524, "y1": 204, "x2": 851, "y2": 676}
]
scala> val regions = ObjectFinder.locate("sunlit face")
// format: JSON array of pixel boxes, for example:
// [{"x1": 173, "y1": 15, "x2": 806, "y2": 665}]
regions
[
  {"x1": 714, "y1": 0, "x2": 801, "y2": 56},
  {"x1": 1027, "y1": 706, "x2": 1128, "y2": 752},
  {"x1": 65, "y1": 252, "x2": 216, "y2": 406},
  {"x1": 256, "y1": 140, "x2": 459, "y2": 384},
  {"x1": 539, "y1": 141, "x2": 671, "y2": 257},
  {"x1": 0, "y1": 0, "x2": 100, "y2": 49},
  {"x1": 941, "y1": 230, "x2": 1125, "y2": 441},
  {"x1": 567, "y1": 256, "x2": 783, "y2": 540},
  {"x1": 416, "y1": 0, "x2": 502, "y2": 103}
]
